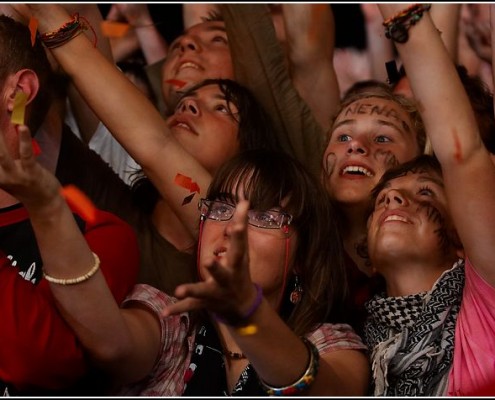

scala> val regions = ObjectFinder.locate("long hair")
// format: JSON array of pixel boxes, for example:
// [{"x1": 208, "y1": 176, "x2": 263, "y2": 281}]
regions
[
  {"x1": 0, "y1": 15, "x2": 53, "y2": 134},
  {"x1": 206, "y1": 149, "x2": 347, "y2": 336},
  {"x1": 132, "y1": 78, "x2": 280, "y2": 213}
]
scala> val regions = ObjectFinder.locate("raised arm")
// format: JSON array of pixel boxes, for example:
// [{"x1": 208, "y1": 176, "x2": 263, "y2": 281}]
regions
[
  {"x1": 361, "y1": 3, "x2": 395, "y2": 82},
  {"x1": 280, "y1": 4, "x2": 340, "y2": 132},
  {"x1": 63, "y1": 3, "x2": 114, "y2": 144},
  {"x1": 378, "y1": 4, "x2": 495, "y2": 285},
  {"x1": 430, "y1": 3, "x2": 461, "y2": 61},
  {"x1": 0, "y1": 125, "x2": 159, "y2": 386},
  {"x1": 15, "y1": 4, "x2": 211, "y2": 238},
  {"x1": 164, "y1": 200, "x2": 369, "y2": 396},
  {"x1": 106, "y1": 4, "x2": 168, "y2": 65},
  {"x1": 220, "y1": 4, "x2": 326, "y2": 178}
]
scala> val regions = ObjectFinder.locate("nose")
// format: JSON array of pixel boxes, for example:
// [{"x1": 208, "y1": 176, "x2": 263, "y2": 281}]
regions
[
  {"x1": 346, "y1": 139, "x2": 368, "y2": 155},
  {"x1": 179, "y1": 35, "x2": 200, "y2": 53},
  {"x1": 178, "y1": 98, "x2": 200, "y2": 115},
  {"x1": 384, "y1": 189, "x2": 408, "y2": 208}
]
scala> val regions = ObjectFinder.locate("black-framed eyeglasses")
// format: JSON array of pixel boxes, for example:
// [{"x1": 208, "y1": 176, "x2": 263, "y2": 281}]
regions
[{"x1": 199, "y1": 199, "x2": 293, "y2": 230}]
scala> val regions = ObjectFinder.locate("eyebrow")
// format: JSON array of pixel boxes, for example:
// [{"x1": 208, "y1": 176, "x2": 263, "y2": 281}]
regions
[
  {"x1": 417, "y1": 175, "x2": 444, "y2": 188},
  {"x1": 332, "y1": 118, "x2": 409, "y2": 136},
  {"x1": 169, "y1": 25, "x2": 227, "y2": 47},
  {"x1": 382, "y1": 174, "x2": 445, "y2": 190},
  {"x1": 180, "y1": 91, "x2": 227, "y2": 102}
]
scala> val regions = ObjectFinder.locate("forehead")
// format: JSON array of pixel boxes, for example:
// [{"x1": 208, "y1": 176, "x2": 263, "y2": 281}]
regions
[
  {"x1": 181, "y1": 20, "x2": 226, "y2": 39},
  {"x1": 335, "y1": 97, "x2": 411, "y2": 126},
  {"x1": 181, "y1": 83, "x2": 224, "y2": 99},
  {"x1": 382, "y1": 170, "x2": 444, "y2": 192}
]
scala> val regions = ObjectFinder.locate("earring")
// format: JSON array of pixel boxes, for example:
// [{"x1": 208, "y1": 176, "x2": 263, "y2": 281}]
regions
[{"x1": 289, "y1": 275, "x2": 303, "y2": 304}]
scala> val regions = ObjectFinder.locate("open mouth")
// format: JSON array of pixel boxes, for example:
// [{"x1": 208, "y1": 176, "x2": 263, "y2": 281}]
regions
[
  {"x1": 384, "y1": 214, "x2": 409, "y2": 223},
  {"x1": 179, "y1": 62, "x2": 200, "y2": 71},
  {"x1": 213, "y1": 247, "x2": 227, "y2": 257},
  {"x1": 341, "y1": 165, "x2": 374, "y2": 177}
]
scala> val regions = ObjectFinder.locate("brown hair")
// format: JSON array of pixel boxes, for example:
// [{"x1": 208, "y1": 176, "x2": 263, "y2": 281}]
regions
[{"x1": 206, "y1": 149, "x2": 348, "y2": 335}]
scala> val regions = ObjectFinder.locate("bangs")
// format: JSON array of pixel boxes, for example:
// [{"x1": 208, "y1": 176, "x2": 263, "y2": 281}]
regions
[{"x1": 206, "y1": 151, "x2": 309, "y2": 219}]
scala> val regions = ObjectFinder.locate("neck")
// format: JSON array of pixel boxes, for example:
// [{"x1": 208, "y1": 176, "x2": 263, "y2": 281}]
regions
[
  {"x1": 151, "y1": 199, "x2": 196, "y2": 253},
  {"x1": 379, "y1": 257, "x2": 456, "y2": 297}
]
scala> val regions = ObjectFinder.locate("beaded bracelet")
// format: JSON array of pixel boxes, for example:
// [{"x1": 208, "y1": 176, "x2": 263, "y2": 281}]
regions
[
  {"x1": 259, "y1": 337, "x2": 320, "y2": 396},
  {"x1": 43, "y1": 252, "x2": 100, "y2": 285},
  {"x1": 383, "y1": 4, "x2": 432, "y2": 44},
  {"x1": 39, "y1": 13, "x2": 97, "y2": 49},
  {"x1": 213, "y1": 283, "x2": 263, "y2": 328}
]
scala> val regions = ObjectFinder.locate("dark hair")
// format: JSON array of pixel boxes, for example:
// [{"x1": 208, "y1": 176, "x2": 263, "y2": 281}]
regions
[
  {"x1": 330, "y1": 82, "x2": 426, "y2": 154},
  {"x1": 456, "y1": 65, "x2": 495, "y2": 154},
  {"x1": 371, "y1": 154, "x2": 442, "y2": 209},
  {"x1": 0, "y1": 15, "x2": 52, "y2": 134},
  {"x1": 181, "y1": 78, "x2": 280, "y2": 152},
  {"x1": 132, "y1": 79, "x2": 281, "y2": 213},
  {"x1": 206, "y1": 149, "x2": 348, "y2": 335}
]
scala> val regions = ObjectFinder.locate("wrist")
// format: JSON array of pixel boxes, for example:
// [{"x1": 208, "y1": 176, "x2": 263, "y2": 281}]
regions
[{"x1": 214, "y1": 283, "x2": 263, "y2": 327}]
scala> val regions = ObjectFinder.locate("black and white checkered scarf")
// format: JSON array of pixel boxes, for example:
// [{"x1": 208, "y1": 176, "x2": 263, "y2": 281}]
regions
[{"x1": 364, "y1": 259, "x2": 465, "y2": 396}]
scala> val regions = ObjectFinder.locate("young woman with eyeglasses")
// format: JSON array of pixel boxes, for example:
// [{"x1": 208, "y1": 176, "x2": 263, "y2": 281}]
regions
[{"x1": 33, "y1": 148, "x2": 369, "y2": 396}]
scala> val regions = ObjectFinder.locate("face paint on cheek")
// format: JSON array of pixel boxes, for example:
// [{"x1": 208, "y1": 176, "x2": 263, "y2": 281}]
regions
[
  {"x1": 417, "y1": 202, "x2": 453, "y2": 255},
  {"x1": 374, "y1": 150, "x2": 399, "y2": 169},
  {"x1": 324, "y1": 152, "x2": 337, "y2": 177}
]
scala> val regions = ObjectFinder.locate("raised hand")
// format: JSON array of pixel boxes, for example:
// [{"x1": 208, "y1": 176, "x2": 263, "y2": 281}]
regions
[
  {"x1": 0, "y1": 125, "x2": 61, "y2": 211},
  {"x1": 163, "y1": 199, "x2": 259, "y2": 322}
]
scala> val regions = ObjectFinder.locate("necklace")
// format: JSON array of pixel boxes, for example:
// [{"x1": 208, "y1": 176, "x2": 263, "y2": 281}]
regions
[{"x1": 224, "y1": 350, "x2": 246, "y2": 360}]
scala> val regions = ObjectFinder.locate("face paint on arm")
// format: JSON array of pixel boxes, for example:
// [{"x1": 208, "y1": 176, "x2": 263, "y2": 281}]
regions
[{"x1": 452, "y1": 128, "x2": 463, "y2": 163}]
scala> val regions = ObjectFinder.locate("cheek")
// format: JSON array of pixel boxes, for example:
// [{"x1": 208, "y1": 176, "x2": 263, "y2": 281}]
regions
[
  {"x1": 248, "y1": 235, "x2": 289, "y2": 278},
  {"x1": 210, "y1": 52, "x2": 234, "y2": 78},
  {"x1": 323, "y1": 148, "x2": 337, "y2": 177},
  {"x1": 372, "y1": 149, "x2": 400, "y2": 170}
]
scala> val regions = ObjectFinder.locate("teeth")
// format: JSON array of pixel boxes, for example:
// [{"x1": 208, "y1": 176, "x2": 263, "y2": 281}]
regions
[
  {"x1": 180, "y1": 62, "x2": 199, "y2": 70},
  {"x1": 214, "y1": 250, "x2": 226, "y2": 256},
  {"x1": 176, "y1": 122, "x2": 191, "y2": 130},
  {"x1": 342, "y1": 165, "x2": 373, "y2": 177},
  {"x1": 384, "y1": 215, "x2": 408, "y2": 223}
]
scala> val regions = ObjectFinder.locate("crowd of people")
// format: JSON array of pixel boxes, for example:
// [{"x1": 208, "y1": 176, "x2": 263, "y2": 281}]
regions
[{"x1": 0, "y1": 2, "x2": 494, "y2": 396}]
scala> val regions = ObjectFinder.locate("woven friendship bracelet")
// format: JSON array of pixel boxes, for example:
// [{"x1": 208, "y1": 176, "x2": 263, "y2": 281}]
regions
[
  {"x1": 259, "y1": 337, "x2": 320, "y2": 396},
  {"x1": 43, "y1": 252, "x2": 100, "y2": 285},
  {"x1": 40, "y1": 13, "x2": 97, "y2": 49},
  {"x1": 383, "y1": 4, "x2": 432, "y2": 44}
]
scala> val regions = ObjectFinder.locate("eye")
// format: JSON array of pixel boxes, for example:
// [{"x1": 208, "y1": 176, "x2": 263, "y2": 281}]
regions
[
  {"x1": 417, "y1": 185, "x2": 434, "y2": 197},
  {"x1": 214, "y1": 103, "x2": 229, "y2": 113},
  {"x1": 375, "y1": 135, "x2": 391, "y2": 143},
  {"x1": 212, "y1": 35, "x2": 228, "y2": 44},
  {"x1": 337, "y1": 134, "x2": 351, "y2": 142},
  {"x1": 249, "y1": 211, "x2": 280, "y2": 228},
  {"x1": 208, "y1": 201, "x2": 234, "y2": 220}
]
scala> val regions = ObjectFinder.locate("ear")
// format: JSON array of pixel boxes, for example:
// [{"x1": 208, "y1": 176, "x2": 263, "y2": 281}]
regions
[{"x1": 6, "y1": 69, "x2": 40, "y2": 113}]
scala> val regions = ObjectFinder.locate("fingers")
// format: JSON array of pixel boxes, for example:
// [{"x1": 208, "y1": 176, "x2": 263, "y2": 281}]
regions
[
  {"x1": 226, "y1": 200, "x2": 249, "y2": 270},
  {"x1": 17, "y1": 125, "x2": 35, "y2": 162}
]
